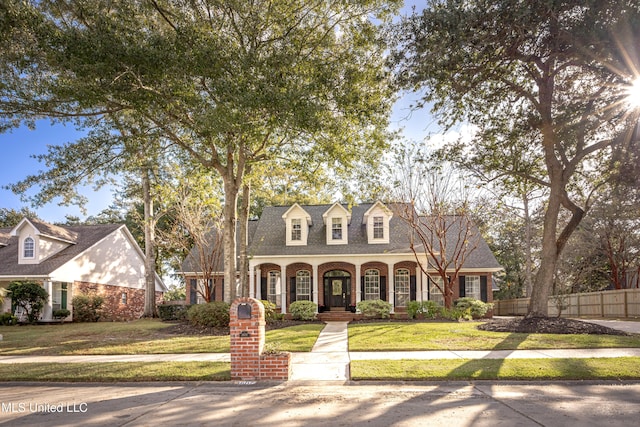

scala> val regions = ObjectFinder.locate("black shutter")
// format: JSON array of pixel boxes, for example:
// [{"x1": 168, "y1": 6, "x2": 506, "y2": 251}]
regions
[
  {"x1": 480, "y1": 275, "x2": 488, "y2": 302},
  {"x1": 410, "y1": 275, "x2": 417, "y2": 301},
  {"x1": 221, "y1": 278, "x2": 224, "y2": 302},
  {"x1": 189, "y1": 279, "x2": 197, "y2": 304},
  {"x1": 260, "y1": 277, "x2": 267, "y2": 301},
  {"x1": 380, "y1": 276, "x2": 387, "y2": 301},
  {"x1": 361, "y1": 276, "x2": 365, "y2": 299},
  {"x1": 459, "y1": 275, "x2": 466, "y2": 298},
  {"x1": 290, "y1": 277, "x2": 296, "y2": 303}
]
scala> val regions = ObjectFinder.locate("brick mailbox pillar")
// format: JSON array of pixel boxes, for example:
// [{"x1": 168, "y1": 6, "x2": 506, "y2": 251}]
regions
[{"x1": 230, "y1": 298, "x2": 291, "y2": 381}]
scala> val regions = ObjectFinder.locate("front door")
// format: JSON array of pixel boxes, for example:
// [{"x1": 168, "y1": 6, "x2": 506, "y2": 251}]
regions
[{"x1": 330, "y1": 278, "x2": 348, "y2": 308}]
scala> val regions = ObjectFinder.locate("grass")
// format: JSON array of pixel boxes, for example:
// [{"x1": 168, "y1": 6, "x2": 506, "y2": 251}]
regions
[
  {"x1": 350, "y1": 357, "x2": 640, "y2": 381},
  {"x1": 348, "y1": 322, "x2": 640, "y2": 351},
  {"x1": 0, "y1": 362, "x2": 230, "y2": 382},
  {"x1": 0, "y1": 319, "x2": 324, "y2": 355}
]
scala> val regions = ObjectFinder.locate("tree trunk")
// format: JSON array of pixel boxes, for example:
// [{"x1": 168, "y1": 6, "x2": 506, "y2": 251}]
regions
[
  {"x1": 142, "y1": 167, "x2": 158, "y2": 317},
  {"x1": 238, "y1": 182, "x2": 250, "y2": 298},
  {"x1": 523, "y1": 191, "x2": 534, "y2": 297},
  {"x1": 222, "y1": 176, "x2": 238, "y2": 303}
]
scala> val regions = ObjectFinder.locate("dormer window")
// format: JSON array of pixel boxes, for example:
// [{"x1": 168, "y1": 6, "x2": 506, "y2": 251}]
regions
[
  {"x1": 291, "y1": 218, "x2": 302, "y2": 241},
  {"x1": 24, "y1": 237, "x2": 35, "y2": 258},
  {"x1": 364, "y1": 201, "x2": 392, "y2": 244},
  {"x1": 373, "y1": 217, "x2": 384, "y2": 239},
  {"x1": 282, "y1": 204, "x2": 312, "y2": 246},
  {"x1": 332, "y1": 218, "x2": 343, "y2": 240},
  {"x1": 323, "y1": 203, "x2": 350, "y2": 245}
]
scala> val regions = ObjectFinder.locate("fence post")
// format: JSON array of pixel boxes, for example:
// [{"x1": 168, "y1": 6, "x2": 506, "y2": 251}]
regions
[{"x1": 624, "y1": 290, "x2": 628, "y2": 318}]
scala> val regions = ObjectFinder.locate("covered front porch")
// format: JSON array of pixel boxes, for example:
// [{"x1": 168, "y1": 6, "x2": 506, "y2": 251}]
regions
[
  {"x1": 247, "y1": 254, "x2": 422, "y2": 315},
  {"x1": 0, "y1": 279, "x2": 71, "y2": 322}
]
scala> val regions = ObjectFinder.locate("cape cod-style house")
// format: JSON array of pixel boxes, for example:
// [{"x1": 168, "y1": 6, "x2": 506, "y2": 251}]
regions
[
  {"x1": 0, "y1": 218, "x2": 166, "y2": 321},
  {"x1": 182, "y1": 201, "x2": 501, "y2": 315}
]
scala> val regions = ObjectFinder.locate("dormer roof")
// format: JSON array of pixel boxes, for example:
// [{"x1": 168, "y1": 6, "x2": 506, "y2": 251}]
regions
[
  {"x1": 11, "y1": 218, "x2": 78, "y2": 245},
  {"x1": 322, "y1": 202, "x2": 352, "y2": 225},
  {"x1": 281, "y1": 203, "x2": 313, "y2": 225},
  {"x1": 363, "y1": 200, "x2": 393, "y2": 223}
]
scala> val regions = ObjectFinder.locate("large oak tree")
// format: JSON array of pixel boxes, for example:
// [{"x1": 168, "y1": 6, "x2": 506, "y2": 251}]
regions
[
  {"x1": 394, "y1": 0, "x2": 640, "y2": 317},
  {"x1": 2, "y1": 0, "x2": 399, "y2": 302}
]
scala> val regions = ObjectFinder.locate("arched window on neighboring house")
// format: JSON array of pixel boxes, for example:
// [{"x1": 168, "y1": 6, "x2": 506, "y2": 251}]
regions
[{"x1": 24, "y1": 237, "x2": 35, "y2": 258}]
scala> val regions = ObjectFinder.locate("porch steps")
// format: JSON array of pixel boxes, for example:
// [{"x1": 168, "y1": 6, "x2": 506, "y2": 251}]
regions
[{"x1": 317, "y1": 311, "x2": 362, "y2": 322}]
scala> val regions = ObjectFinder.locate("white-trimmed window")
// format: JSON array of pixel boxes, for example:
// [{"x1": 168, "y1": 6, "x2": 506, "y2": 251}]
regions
[
  {"x1": 331, "y1": 217, "x2": 342, "y2": 240},
  {"x1": 121, "y1": 292, "x2": 127, "y2": 305},
  {"x1": 465, "y1": 275, "x2": 481, "y2": 300},
  {"x1": 268, "y1": 271, "x2": 281, "y2": 307},
  {"x1": 291, "y1": 218, "x2": 302, "y2": 241},
  {"x1": 395, "y1": 269, "x2": 410, "y2": 307},
  {"x1": 364, "y1": 269, "x2": 380, "y2": 300},
  {"x1": 373, "y1": 216, "x2": 384, "y2": 239},
  {"x1": 430, "y1": 276, "x2": 444, "y2": 306},
  {"x1": 24, "y1": 237, "x2": 35, "y2": 258},
  {"x1": 296, "y1": 270, "x2": 311, "y2": 301}
]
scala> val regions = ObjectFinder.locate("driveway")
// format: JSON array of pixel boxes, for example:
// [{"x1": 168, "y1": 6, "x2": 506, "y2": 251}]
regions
[{"x1": 1, "y1": 381, "x2": 639, "y2": 426}]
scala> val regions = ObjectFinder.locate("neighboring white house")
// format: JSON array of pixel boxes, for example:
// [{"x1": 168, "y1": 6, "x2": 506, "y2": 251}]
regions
[
  {"x1": 0, "y1": 218, "x2": 166, "y2": 321},
  {"x1": 183, "y1": 201, "x2": 502, "y2": 315}
]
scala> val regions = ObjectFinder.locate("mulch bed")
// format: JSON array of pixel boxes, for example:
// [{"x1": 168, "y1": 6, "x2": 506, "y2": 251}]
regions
[{"x1": 478, "y1": 317, "x2": 630, "y2": 335}]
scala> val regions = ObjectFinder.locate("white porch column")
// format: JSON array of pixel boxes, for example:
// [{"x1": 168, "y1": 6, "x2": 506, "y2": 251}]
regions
[
  {"x1": 280, "y1": 264, "x2": 287, "y2": 314},
  {"x1": 387, "y1": 263, "x2": 395, "y2": 313},
  {"x1": 43, "y1": 280, "x2": 53, "y2": 321},
  {"x1": 255, "y1": 268, "x2": 262, "y2": 299},
  {"x1": 249, "y1": 261, "x2": 256, "y2": 298},
  {"x1": 312, "y1": 263, "x2": 319, "y2": 308},
  {"x1": 354, "y1": 263, "x2": 362, "y2": 304},
  {"x1": 421, "y1": 270, "x2": 429, "y2": 301}
]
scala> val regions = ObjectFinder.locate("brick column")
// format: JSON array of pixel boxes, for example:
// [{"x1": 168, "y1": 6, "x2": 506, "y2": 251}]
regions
[
  {"x1": 230, "y1": 298, "x2": 265, "y2": 381},
  {"x1": 230, "y1": 297, "x2": 291, "y2": 381}
]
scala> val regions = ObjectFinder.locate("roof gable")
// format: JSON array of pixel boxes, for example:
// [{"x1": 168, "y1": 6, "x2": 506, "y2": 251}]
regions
[
  {"x1": 11, "y1": 218, "x2": 78, "y2": 244},
  {"x1": 322, "y1": 202, "x2": 352, "y2": 225}
]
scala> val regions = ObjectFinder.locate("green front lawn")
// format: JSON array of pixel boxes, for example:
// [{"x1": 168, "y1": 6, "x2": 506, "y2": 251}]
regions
[
  {"x1": 348, "y1": 322, "x2": 640, "y2": 351},
  {"x1": 351, "y1": 357, "x2": 640, "y2": 381},
  {"x1": 0, "y1": 362, "x2": 230, "y2": 382},
  {"x1": 0, "y1": 320, "x2": 324, "y2": 355}
]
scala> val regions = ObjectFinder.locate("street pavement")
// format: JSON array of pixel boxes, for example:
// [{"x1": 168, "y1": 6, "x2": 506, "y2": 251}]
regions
[{"x1": 1, "y1": 381, "x2": 639, "y2": 426}]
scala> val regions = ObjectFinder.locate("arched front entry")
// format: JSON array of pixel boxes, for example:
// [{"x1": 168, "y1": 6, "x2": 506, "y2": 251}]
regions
[{"x1": 324, "y1": 270, "x2": 351, "y2": 310}]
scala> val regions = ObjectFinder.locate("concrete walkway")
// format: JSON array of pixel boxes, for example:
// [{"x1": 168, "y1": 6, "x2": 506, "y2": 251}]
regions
[{"x1": 290, "y1": 321, "x2": 350, "y2": 381}]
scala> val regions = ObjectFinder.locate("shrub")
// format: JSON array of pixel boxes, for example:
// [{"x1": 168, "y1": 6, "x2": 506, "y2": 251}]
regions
[
  {"x1": 53, "y1": 309, "x2": 71, "y2": 320},
  {"x1": 187, "y1": 302, "x2": 230, "y2": 328},
  {"x1": 356, "y1": 299, "x2": 392, "y2": 319},
  {"x1": 7, "y1": 281, "x2": 48, "y2": 324},
  {"x1": 454, "y1": 297, "x2": 494, "y2": 319},
  {"x1": 407, "y1": 301, "x2": 444, "y2": 319},
  {"x1": 439, "y1": 307, "x2": 471, "y2": 321},
  {"x1": 72, "y1": 294, "x2": 104, "y2": 322},
  {"x1": 158, "y1": 304, "x2": 190, "y2": 321},
  {"x1": 289, "y1": 301, "x2": 317, "y2": 321},
  {"x1": 260, "y1": 300, "x2": 284, "y2": 323},
  {"x1": 0, "y1": 312, "x2": 17, "y2": 326}
]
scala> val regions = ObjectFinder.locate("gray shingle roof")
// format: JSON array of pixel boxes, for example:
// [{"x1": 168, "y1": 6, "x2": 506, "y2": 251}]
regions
[
  {"x1": 0, "y1": 223, "x2": 122, "y2": 277},
  {"x1": 181, "y1": 203, "x2": 502, "y2": 272},
  {"x1": 248, "y1": 203, "x2": 415, "y2": 256}
]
